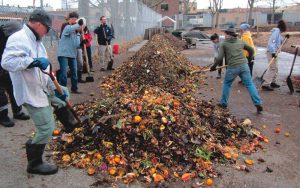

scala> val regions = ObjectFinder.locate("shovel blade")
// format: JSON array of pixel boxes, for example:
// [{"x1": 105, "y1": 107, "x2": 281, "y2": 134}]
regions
[
  {"x1": 286, "y1": 76, "x2": 294, "y2": 94},
  {"x1": 86, "y1": 76, "x2": 94, "y2": 82},
  {"x1": 253, "y1": 76, "x2": 264, "y2": 87}
]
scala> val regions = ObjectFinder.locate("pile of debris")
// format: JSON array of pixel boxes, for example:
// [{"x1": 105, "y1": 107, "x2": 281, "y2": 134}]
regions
[
  {"x1": 51, "y1": 34, "x2": 264, "y2": 185},
  {"x1": 292, "y1": 75, "x2": 300, "y2": 89},
  {"x1": 162, "y1": 33, "x2": 187, "y2": 50},
  {"x1": 101, "y1": 34, "x2": 200, "y2": 96}
]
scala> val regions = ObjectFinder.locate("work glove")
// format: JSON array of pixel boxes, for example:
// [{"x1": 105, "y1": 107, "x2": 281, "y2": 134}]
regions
[
  {"x1": 285, "y1": 34, "x2": 290, "y2": 39},
  {"x1": 78, "y1": 19, "x2": 84, "y2": 26},
  {"x1": 271, "y1": 53, "x2": 277, "y2": 58},
  {"x1": 81, "y1": 39, "x2": 88, "y2": 45},
  {"x1": 28, "y1": 57, "x2": 49, "y2": 70},
  {"x1": 55, "y1": 87, "x2": 68, "y2": 101},
  {"x1": 210, "y1": 65, "x2": 217, "y2": 72}
]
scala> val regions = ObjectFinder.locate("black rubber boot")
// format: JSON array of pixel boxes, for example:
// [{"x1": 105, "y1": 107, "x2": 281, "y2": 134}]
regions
[
  {"x1": 0, "y1": 109, "x2": 15, "y2": 127},
  {"x1": 13, "y1": 112, "x2": 30, "y2": 120},
  {"x1": 77, "y1": 71, "x2": 86, "y2": 83},
  {"x1": 54, "y1": 106, "x2": 80, "y2": 133},
  {"x1": 106, "y1": 59, "x2": 114, "y2": 70},
  {"x1": 26, "y1": 140, "x2": 58, "y2": 175}
]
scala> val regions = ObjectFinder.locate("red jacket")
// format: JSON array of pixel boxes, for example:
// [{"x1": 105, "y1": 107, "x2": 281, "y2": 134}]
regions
[{"x1": 84, "y1": 32, "x2": 92, "y2": 47}]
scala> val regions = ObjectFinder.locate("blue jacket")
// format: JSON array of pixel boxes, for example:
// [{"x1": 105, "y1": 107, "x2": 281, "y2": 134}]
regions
[
  {"x1": 267, "y1": 28, "x2": 283, "y2": 54},
  {"x1": 57, "y1": 23, "x2": 80, "y2": 58}
]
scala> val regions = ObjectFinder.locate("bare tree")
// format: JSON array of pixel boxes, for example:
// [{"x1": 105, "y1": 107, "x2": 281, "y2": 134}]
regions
[
  {"x1": 209, "y1": 0, "x2": 223, "y2": 28},
  {"x1": 181, "y1": 0, "x2": 197, "y2": 14},
  {"x1": 248, "y1": 0, "x2": 257, "y2": 24},
  {"x1": 265, "y1": 0, "x2": 283, "y2": 24}
]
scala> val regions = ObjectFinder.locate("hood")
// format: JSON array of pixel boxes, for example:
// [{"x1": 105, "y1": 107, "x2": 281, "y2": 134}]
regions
[
  {"x1": 271, "y1": 27, "x2": 280, "y2": 33},
  {"x1": 242, "y1": 31, "x2": 251, "y2": 38}
]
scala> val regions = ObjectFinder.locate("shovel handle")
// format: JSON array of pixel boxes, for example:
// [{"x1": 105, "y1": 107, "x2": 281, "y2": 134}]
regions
[
  {"x1": 41, "y1": 65, "x2": 82, "y2": 123},
  {"x1": 260, "y1": 36, "x2": 289, "y2": 79},
  {"x1": 192, "y1": 65, "x2": 227, "y2": 74},
  {"x1": 81, "y1": 27, "x2": 91, "y2": 74}
]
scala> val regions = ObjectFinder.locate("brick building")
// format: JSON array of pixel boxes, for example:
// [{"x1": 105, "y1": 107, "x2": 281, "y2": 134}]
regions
[{"x1": 152, "y1": 0, "x2": 179, "y2": 28}]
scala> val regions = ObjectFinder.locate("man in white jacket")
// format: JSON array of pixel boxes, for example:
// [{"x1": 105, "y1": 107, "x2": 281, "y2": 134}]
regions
[{"x1": 1, "y1": 10, "x2": 68, "y2": 175}]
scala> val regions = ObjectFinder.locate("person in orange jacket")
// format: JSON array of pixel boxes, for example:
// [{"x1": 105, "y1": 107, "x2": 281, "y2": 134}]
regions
[{"x1": 240, "y1": 23, "x2": 256, "y2": 77}]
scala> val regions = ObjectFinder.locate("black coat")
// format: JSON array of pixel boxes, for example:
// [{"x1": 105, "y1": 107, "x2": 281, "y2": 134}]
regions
[{"x1": 94, "y1": 24, "x2": 113, "y2": 45}]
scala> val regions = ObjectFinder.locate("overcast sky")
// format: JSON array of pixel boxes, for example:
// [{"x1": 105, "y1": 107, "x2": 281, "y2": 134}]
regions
[{"x1": 2, "y1": 0, "x2": 298, "y2": 10}]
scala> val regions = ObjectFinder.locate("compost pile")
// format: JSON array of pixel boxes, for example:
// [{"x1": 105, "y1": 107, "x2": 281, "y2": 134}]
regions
[
  {"x1": 162, "y1": 33, "x2": 187, "y2": 50},
  {"x1": 101, "y1": 34, "x2": 200, "y2": 96},
  {"x1": 292, "y1": 75, "x2": 300, "y2": 89},
  {"x1": 51, "y1": 34, "x2": 264, "y2": 185}
]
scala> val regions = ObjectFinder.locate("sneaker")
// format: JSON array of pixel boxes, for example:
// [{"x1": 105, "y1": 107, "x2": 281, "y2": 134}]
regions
[
  {"x1": 270, "y1": 82, "x2": 280, "y2": 88},
  {"x1": 262, "y1": 85, "x2": 274, "y2": 91},
  {"x1": 256, "y1": 105, "x2": 263, "y2": 114},
  {"x1": 216, "y1": 74, "x2": 221, "y2": 79},
  {"x1": 13, "y1": 112, "x2": 30, "y2": 120},
  {"x1": 217, "y1": 103, "x2": 227, "y2": 109},
  {"x1": 0, "y1": 117, "x2": 15, "y2": 127},
  {"x1": 100, "y1": 68, "x2": 105, "y2": 71},
  {"x1": 78, "y1": 79, "x2": 86, "y2": 83}
]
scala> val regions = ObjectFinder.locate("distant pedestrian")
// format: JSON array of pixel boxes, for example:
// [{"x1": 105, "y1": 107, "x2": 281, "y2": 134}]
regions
[
  {"x1": 57, "y1": 11, "x2": 84, "y2": 94},
  {"x1": 210, "y1": 33, "x2": 225, "y2": 79},
  {"x1": 210, "y1": 28, "x2": 263, "y2": 114},
  {"x1": 94, "y1": 16, "x2": 114, "y2": 71},
  {"x1": 262, "y1": 20, "x2": 289, "y2": 91},
  {"x1": 240, "y1": 23, "x2": 256, "y2": 77}
]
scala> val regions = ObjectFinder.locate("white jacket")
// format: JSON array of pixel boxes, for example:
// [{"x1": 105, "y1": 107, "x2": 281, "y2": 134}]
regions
[{"x1": 1, "y1": 24, "x2": 55, "y2": 107}]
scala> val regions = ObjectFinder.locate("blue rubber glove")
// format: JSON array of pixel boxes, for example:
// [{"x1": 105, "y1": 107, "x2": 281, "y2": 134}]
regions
[
  {"x1": 55, "y1": 88, "x2": 68, "y2": 101},
  {"x1": 28, "y1": 57, "x2": 49, "y2": 70}
]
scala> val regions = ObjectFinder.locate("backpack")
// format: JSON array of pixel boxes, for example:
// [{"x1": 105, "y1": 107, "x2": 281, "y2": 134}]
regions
[{"x1": 0, "y1": 21, "x2": 22, "y2": 74}]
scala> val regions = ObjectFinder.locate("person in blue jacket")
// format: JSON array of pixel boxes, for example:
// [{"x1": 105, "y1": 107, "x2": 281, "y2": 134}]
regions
[
  {"x1": 262, "y1": 20, "x2": 288, "y2": 91},
  {"x1": 57, "y1": 12, "x2": 84, "y2": 93}
]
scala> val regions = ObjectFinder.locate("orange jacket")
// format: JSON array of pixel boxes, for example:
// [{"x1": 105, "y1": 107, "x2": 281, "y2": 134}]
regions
[{"x1": 241, "y1": 31, "x2": 256, "y2": 58}]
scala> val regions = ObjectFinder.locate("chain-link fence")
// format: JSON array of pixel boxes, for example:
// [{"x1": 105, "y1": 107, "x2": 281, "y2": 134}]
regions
[
  {"x1": 78, "y1": 0, "x2": 162, "y2": 43},
  {"x1": 1, "y1": 2, "x2": 161, "y2": 64}
]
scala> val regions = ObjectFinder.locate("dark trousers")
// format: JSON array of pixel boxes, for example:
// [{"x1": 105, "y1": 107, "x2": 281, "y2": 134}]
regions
[
  {"x1": 218, "y1": 59, "x2": 224, "y2": 75},
  {"x1": 247, "y1": 57, "x2": 254, "y2": 77},
  {"x1": 0, "y1": 73, "x2": 21, "y2": 117},
  {"x1": 86, "y1": 46, "x2": 93, "y2": 69}
]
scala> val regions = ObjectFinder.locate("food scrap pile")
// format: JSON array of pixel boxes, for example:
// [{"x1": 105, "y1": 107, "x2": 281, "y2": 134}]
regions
[
  {"x1": 292, "y1": 75, "x2": 300, "y2": 89},
  {"x1": 51, "y1": 34, "x2": 264, "y2": 185}
]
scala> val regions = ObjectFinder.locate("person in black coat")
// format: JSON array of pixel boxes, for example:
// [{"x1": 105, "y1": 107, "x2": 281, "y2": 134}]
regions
[
  {"x1": 0, "y1": 21, "x2": 30, "y2": 127},
  {"x1": 94, "y1": 16, "x2": 114, "y2": 71}
]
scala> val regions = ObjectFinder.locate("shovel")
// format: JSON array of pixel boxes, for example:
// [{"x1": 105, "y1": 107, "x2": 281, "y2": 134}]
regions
[
  {"x1": 286, "y1": 45, "x2": 299, "y2": 94},
  {"x1": 103, "y1": 26, "x2": 114, "y2": 70},
  {"x1": 191, "y1": 65, "x2": 227, "y2": 74},
  {"x1": 82, "y1": 27, "x2": 94, "y2": 82},
  {"x1": 253, "y1": 36, "x2": 288, "y2": 87},
  {"x1": 41, "y1": 64, "x2": 89, "y2": 125}
]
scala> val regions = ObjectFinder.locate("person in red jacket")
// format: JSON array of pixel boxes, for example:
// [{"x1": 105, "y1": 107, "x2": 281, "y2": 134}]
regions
[{"x1": 84, "y1": 26, "x2": 93, "y2": 71}]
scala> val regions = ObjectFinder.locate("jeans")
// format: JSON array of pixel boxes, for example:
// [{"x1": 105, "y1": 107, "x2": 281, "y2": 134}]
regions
[
  {"x1": 86, "y1": 46, "x2": 93, "y2": 69},
  {"x1": 58, "y1": 56, "x2": 78, "y2": 92},
  {"x1": 220, "y1": 63, "x2": 262, "y2": 106}
]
